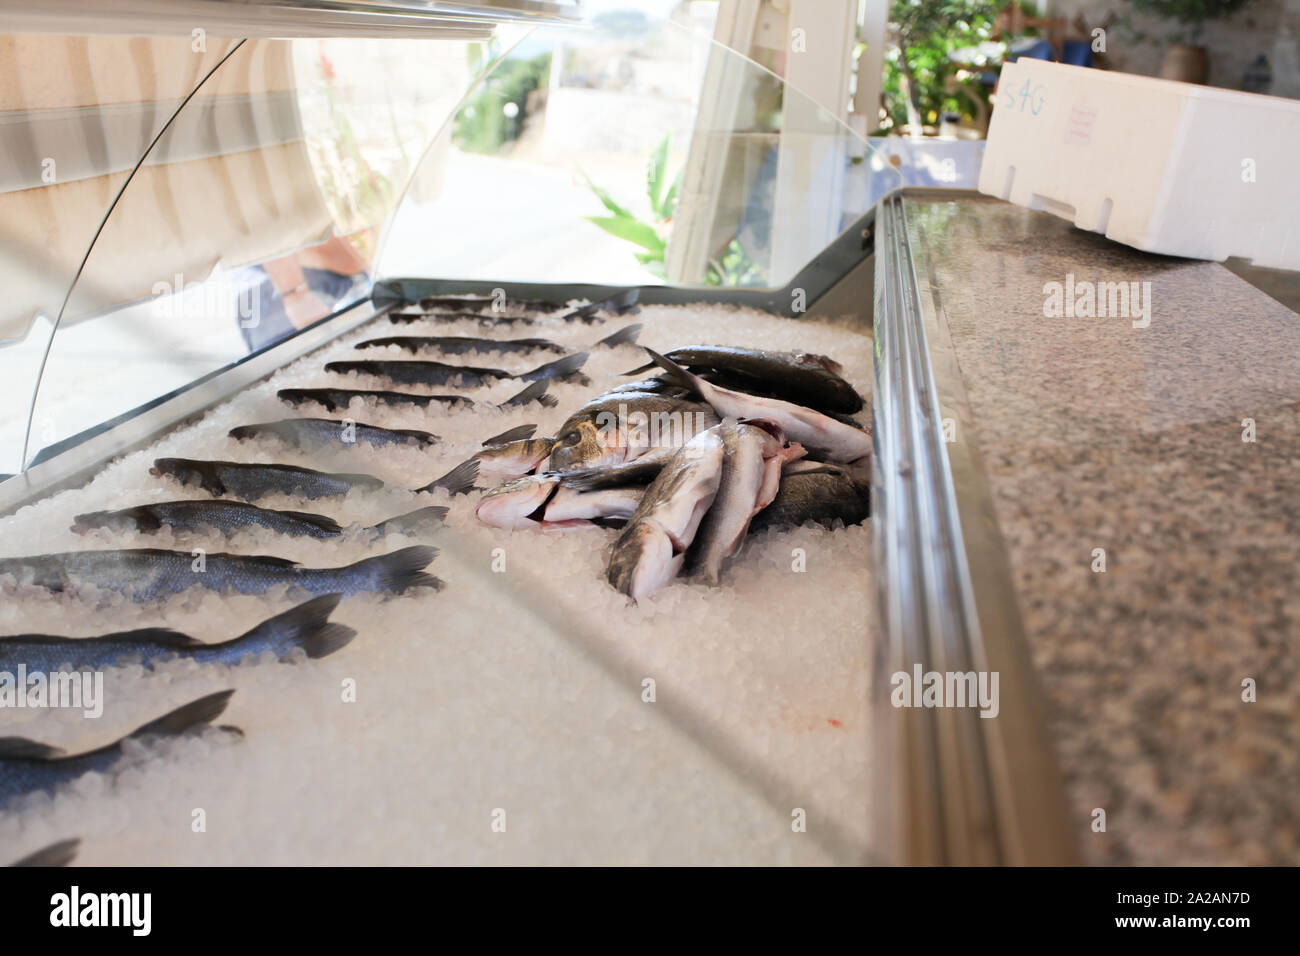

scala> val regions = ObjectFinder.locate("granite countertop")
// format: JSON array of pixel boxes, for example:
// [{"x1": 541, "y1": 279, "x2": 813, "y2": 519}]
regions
[{"x1": 912, "y1": 196, "x2": 1300, "y2": 865}]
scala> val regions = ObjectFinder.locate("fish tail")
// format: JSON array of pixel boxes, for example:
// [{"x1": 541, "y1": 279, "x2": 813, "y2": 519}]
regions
[
  {"x1": 482, "y1": 423, "x2": 537, "y2": 446},
  {"x1": 223, "y1": 594, "x2": 355, "y2": 661},
  {"x1": 0, "y1": 737, "x2": 65, "y2": 760},
  {"x1": 8, "y1": 838, "x2": 80, "y2": 867},
  {"x1": 593, "y1": 323, "x2": 643, "y2": 349},
  {"x1": 346, "y1": 546, "x2": 441, "y2": 594},
  {"x1": 414, "y1": 458, "x2": 479, "y2": 495},
  {"x1": 500, "y1": 380, "x2": 557, "y2": 408},
  {"x1": 367, "y1": 505, "x2": 448, "y2": 537},
  {"x1": 520, "y1": 352, "x2": 588, "y2": 383},
  {"x1": 640, "y1": 347, "x2": 702, "y2": 395},
  {"x1": 278, "y1": 509, "x2": 344, "y2": 535},
  {"x1": 129, "y1": 689, "x2": 236, "y2": 739}
]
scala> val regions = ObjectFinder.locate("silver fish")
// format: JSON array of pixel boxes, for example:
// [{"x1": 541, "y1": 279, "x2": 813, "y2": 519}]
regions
[
  {"x1": 229, "y1": 418, "x2": 439, "y2": 450},
  {"x1": 73, "y1": 500, "x2": 345, "y2": 539},
  {"x1": 151, "y1": 458, "x2": 386, "y2": 502},
  {"x1": 353, "y1": 323, "x2": 640, "y2": 356},
  {"x1": 0, "y1": 690, "x2": 241, "y2": 813},
  {"x1": 275, "y1": 380, "x2": 557, "y2": 412},
  {"x1": 324, "y1": 352, "x2": 589, "y2": 388},
  {"x1": 685, "y1": 421, "x2": 803, "y2": 585},
  {"x1": 0, "y1": 546, "x2": 439, "y2": 602},
  {"x1": 606, "y1": 427, "x2": 726, "y2": 599},
  {"x1": 0, "y1": 594, "x2": 354, "y2": 671}
]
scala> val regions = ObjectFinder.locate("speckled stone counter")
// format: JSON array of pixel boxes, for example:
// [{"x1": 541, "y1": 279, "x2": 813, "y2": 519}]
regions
[{"x1": 909, "y1": 196, "x2": 1300, "y2": 865}]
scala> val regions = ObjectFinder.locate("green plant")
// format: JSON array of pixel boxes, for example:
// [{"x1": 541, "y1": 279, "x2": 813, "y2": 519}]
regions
[
  {"x1": 1125, "y1": 0, "x2": 1257, "y2": 44},
  {"x1": 583, "y1": 132, "x2": 764, "y2": 286},
  {"x1": 452, "y1": 53, "x2": 552, "y2": 154},
  {"x1": 582, "y1": 131, "x2": 681, "y2": 280},
  {"x1": 883, "y1": 0, "x2": 1000, "y2": 132}
]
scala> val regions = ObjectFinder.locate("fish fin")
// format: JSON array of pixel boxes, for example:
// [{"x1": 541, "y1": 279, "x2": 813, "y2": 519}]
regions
[
  {"x1": 640, "y1": 347, "x2": 701, "y2": 394},
  {"x1": 9, "y1": 838, "x2": 80, "y2": 867},
  {"x1": 394, "y1": 428, "x2": 440, "y2": 444},
  {"x1": 277, "y1": 509, "x2": 344, "y2": 535},
  {"x1": 368, "y1": 505, "x2": 448, "y2": 536},
  {"x1": 130, "y1": 689, "x2": 235, "y2": 739},
  {"x1": 354, "y1": 337, "x2": 414, "y2": 351},
  {"x1": 594, "y1": 323, "x2": 643, "y2": 349},
  {"x1": 209, "y1": 552, "x2": 301, "y2": 569},
  {"x1": 109, "y1": 628, "x2": 207, "y2": 650},
  {"x1": 620, "y1": 361, "x2": 655, "y2": 375},
  {"x1": 415, "y1": 458, "x2": 479, "y2": 495},
  {"x1": 348, "y1": 546, "x2": 441, "y2": 594},
  {"x1": 232, "y1": 594, "x2": 355, "y2": 660},
  {"x1": 521, "y1": 352, "x2": 588, "y2": 382},
  {"x1": 561, "y1": 459, "x2": 664, "y2": 491},
  {"x1": 0, "y1": 737, "x2": 66, "y2": 760},
  {"x1": 500, "y1": 380, "x2": 554, "y2": 408},
  {"x1": 482, "y1": 424, "x2": 537, "y2": 447}
]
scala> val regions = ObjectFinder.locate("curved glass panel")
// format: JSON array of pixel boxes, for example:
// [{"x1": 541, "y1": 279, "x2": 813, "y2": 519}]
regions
[
  {"x1": 19, "y1": 34, "x2": 488, "y2": 471},
  {"x1": 379, "y1": 13, "x2": 903, "y2": 289},
  {"x1": 0, "y1": 33, "x2": 242, "y2": 475},
  {"x1": 14, "y1": 15, "x2": 901, "y2": 474}
]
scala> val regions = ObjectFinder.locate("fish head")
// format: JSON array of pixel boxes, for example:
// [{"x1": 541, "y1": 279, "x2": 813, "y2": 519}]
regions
[
  {"x1": 548, "y1": 420, "x2": 619, "y2": 472},
  {"x1": 606, "y1": 523, "x2": 682, "y2": 601},
  {"x1": 475, "y1": 475, "x2": 560, "y2": 529}
]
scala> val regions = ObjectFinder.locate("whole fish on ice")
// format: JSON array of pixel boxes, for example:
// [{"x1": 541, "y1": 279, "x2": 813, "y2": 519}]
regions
[
  {"x1": 229, "y1": 418, "x2": 440, "y2": 450},
  {"x1": 606, "y1": 427, "x2": 726, "y2": 600},
  {"x1": 0, "y1": 690, "x2": 242, "y2": 813},
  {"x1": 276, "y1": 380, "x2": 556, "y2": 413},
  {"x1": 324, "y1": 352, "x2": 589, "y2": 388},
  {"x1": 354, "y1": 323, "x2": 640, "y2": 357},
  {"x1": 0, "y1": 546, "x2": 439, "y2": 601},
  {"x1": 685, "y1": 420, "x2": 805, "y2": 585},
  {"x1": 71, "y1": 500, "x2": 446, "y2": 540},
  {"x1": 152, "y1": 458, "x2": 386, "y2": 501},
  {"x1": 0, "y1": 594, "x2": 355, "y2": 671}
]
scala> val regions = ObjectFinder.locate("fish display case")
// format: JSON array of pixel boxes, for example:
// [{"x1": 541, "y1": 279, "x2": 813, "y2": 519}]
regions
[{"x1": 1, "y1": 2, "x2": 1296, "y2": 869}]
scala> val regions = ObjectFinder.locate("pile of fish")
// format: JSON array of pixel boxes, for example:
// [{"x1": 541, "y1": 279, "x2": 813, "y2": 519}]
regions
[
  {"x1": 472, "y1": 343, "x2": 872, "y2": 600},
  {"x1": 0, "y1": 290, "x2": 643, "y2": 859}
]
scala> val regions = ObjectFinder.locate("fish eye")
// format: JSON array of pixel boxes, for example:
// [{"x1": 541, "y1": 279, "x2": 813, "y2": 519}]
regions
[{"x1": 560, "y1": 430, "x2": 582, "y2": 446}]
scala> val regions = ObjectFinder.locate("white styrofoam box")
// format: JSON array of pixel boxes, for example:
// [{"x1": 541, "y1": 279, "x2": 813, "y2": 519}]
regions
[{"x1": 978, "y1": 59, "x2": 1300, "y2": 270}]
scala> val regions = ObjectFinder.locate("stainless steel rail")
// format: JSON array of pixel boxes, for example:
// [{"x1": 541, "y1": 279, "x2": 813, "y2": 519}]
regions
[{"x1": 871, "y1": 191, "x2": 1079, "y2": 865}]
